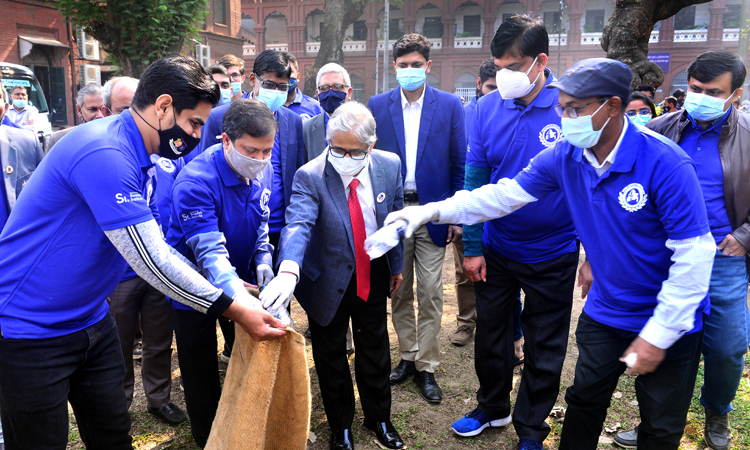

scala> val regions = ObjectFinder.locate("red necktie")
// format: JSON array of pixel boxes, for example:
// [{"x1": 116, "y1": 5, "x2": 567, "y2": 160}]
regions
[{"x1": 348, "y1": 179, "x2": 370, "y2": 301}]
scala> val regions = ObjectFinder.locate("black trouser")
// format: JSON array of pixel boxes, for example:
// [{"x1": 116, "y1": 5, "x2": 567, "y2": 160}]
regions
[
  {"x1": 560, "y1": 312, "x2": 703, "y2": 450},
  {"x1": 475, "y1": 246, "x2": 578, "y2": 442},
  {"x1": 171, "y1": 307, "x2": 234, "y2": 448},
  {"x1": 308, "y1": 257, "x2": 391, "y2": 431}
]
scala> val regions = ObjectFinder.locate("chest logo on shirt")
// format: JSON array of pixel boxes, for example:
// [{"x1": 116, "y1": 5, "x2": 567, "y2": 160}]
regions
[
  {"x1": 539, "y1": 124, "x2": 563, "y2": 148},
  {"x1": 157, "y1": 158, "x2": 176, "y2": 173},
  {"x1": 618, "y1": 183, "x2": 648, "y2": 212},
  {"x1": 260, "y1": 188, "x2": 271, "y2": 213}
]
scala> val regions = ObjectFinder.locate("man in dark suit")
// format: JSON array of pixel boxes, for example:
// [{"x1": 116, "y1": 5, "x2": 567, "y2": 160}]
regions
[
  {"x1": 302, "y1": 62, "x2": 353, "y2": 162},
  {"x1": 367, "y1": 33, "x2": 466, "y2": 403},
  {"x1": 261, "y1": 102, "x2": 405, "y2": 450}
]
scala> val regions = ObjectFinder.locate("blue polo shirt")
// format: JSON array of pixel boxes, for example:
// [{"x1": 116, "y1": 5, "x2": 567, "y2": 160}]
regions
[
  {"x1": 0, "y1": 110, "x2": 155, "y2": 339},
  {"x1": 467, "y1": 72, "x2": 576, "y2": 263},
  {"x1": 464, "y1": 96, "x2": 478, "y2": 142},
  {"x1": 268, "y1": 130, "x2": 284, "y2": 234},
  {"x1": 285, "y1": 89, "x2": 323, "y2": 122},
  {"x1": 678, "y1": 108, "x2": 733, "y2": 244},
  {"x1": 514, "y1": 123, "x2": 710, "y2": 334},
  {"x1": 0, "y1": 180, "x2": 8, "y2": 230},
  {"x1": 167, "y1": 144, "x2": 273, "y2": 310}
]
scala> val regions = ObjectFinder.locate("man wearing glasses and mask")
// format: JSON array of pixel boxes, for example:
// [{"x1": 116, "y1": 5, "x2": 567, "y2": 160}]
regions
[{"x1": 303, "y1": 62, "x2": 354, "y2": 161}]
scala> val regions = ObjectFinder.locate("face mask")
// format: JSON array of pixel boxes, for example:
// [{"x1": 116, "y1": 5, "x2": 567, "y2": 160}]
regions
[
  {"x1": 132, "y1": 107, "x2": 201, "y2": 160},
  {"x1": 230, "y1": 81, "x2": 242, "y2": 96},
  {"x1": 628, "y1": 114, "x2": 652, "y2": 127},
  {"x1": 218, "y1": 88, "x2": 232, "y2": 106},
  {"x1": 257, "y1": 86, "x2": 287, "y2": 111},
  {"x1": 318, "y1": 90, "x2": 347, "y2": 115},
  {"x1": 13, "y1": 99, "x2": 27, "y2": 109},
  {"x1": 327, "y1": 147, "x2": 369, "y2": 176},
  {"x1": 396, "y1": 67, "x2": 427, "y2": 91},
  {"x1": 684, "y1": 91, "x2": 734, "y2": 122},
  {"x1": 495, "y1": 56, "x2": 540, "y2": 99},
  {"x1": 225, "y1": 142, "x2": 269, "y2": 180},
  {"x1": 561, "y1": 98, "x2": 611, "y2": 149},
  {"x1": 288, "y1": 78, "x2": 298, "y2": 93}
]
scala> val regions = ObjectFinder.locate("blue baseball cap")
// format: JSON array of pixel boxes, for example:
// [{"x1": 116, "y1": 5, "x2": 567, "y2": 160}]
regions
[{"x1": 548, "y1": 58, "x2": 633, "y2": 105}]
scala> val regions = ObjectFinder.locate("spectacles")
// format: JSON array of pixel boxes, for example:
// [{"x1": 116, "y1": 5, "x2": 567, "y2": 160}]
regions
[
  {"x1": 255, "y1": 75, "x2": 291, "y2": 92},
  {"x1": 625, "y1": 108, "x2": 652, "y2": 117},
  {"x1": 318, "y1": 84, "x2": 350, "y2": 93},
  {"x1": 554, "y1": 98, "x2": 610, "y2": 118},
  {"x1": 329, "y1": 145, "x2": 369, "y2": 160},
  {"x1": 229, "y1": 72, "x2": 243, "y2": 81}
]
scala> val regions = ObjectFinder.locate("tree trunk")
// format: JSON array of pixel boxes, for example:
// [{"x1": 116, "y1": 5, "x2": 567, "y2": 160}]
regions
[{"x1": 602, "y1": 0, "x2": 710, "y2": 89}]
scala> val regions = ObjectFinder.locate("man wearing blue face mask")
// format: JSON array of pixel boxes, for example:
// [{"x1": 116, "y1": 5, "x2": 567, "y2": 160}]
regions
[
  {"x1": 5, "y1": 86, "x2": 38, "y2": 131},
  {"x1": 281, "y1": 52, "x2": 323, "y2": 122},
  {"x1": 384, "y1": 58, "x2": 715, "y2": 450},
  {"x1": 303, "y1": 62, "x2": 354, "y2": 162},
  {"x1": 616, "y1": 50, "x2": 750, "y2": 450},
  {"x1": 367, "y1": 33, "x2": 466, "y2": 405},
  {"x1": 217, "y1": 54, "x2": 253, "y2": 102},
  {"x1": 207, "y1": 64, "x2": 233, "y2": 107}
]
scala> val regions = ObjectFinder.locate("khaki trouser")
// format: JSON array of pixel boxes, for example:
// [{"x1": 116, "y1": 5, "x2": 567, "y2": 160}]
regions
[
  {"x1": 452, "y1": 238, "x2": 476, "y2": 328},
  {"x1": 391, "y1": 223, "x2": 446, "y2": 373}
]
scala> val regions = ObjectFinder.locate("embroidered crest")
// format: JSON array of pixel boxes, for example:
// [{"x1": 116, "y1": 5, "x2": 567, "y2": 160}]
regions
[
  {"x1": 157, "y1": 158, "x2": 176, "y2": 173},
  {"x1": 618, "y1": 183, "x2": 648, "y2": 212},
  {"x1": 169, "y1": 138, "x2": 186, "y2": 155},
  {"x1": 260, "y1": 188, "x2": 271, "y2": 213},
  {"x1": 539, "y1": 124, "x2": 563, "y2": 148},
  {"x1": 377, "y1": 192, "x2": 386, "y2": 203}
]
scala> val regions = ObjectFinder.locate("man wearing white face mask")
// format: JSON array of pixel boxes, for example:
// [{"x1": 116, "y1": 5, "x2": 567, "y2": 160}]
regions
[
  {"x1": 615, "y1": 50, "x2": 750, "y2": 450},
  {"x1": 166, "y1": 99, "x2": 277, "y2": 447}
]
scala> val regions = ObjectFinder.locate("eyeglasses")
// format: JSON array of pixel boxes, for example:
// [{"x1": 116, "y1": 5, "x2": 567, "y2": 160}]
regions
[
  {"x1": 554, "y1": 98, "x2": 610, "y2": 118},
  {"x1": 625, "y1": 108, "x2": 652, "y2": 117},
  {"x1": 255, "y1": 75, "x2": 291, "y2": 92},
  {"x1": 329, "y1": 145, "x2": 369, "y2": 160},
  {"x1": 229, "y1": 72, "x2": 243, "y2": 81},
  {"x1": 318, "y1": 84, "x2": 350, "y2": 93}
]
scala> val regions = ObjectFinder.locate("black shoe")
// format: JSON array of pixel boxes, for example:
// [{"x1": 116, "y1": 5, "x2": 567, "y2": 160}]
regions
[
  {"x1": 389, "y1": 359, "x2": 416, "y2": 385},
  {"x1": 414, "y1": 370, "x2": 443, "y2": 403},
  {"x1": 364, "y1": 420, "x2": 404, "y2": 449},
  {"x1": 705, "y1": 408, "x2": 730, "y2": 450},
  {"x1": 513, "y1": 354, "x2": 525, "y2": 366},
  {"x1": 330, "y1": 428, "x2": 354, "y2": 450},
  {"x1": 148, "y1": 403, "x2": 187, "y2": 425},
  {"x1": 613, "y1": 426, "x2": 638, "y2": 449}
]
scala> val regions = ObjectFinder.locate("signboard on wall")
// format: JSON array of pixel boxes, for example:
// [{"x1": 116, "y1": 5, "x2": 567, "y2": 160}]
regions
[{"x1": 647, "y1": 52, "x2": 671, "y2": 73}]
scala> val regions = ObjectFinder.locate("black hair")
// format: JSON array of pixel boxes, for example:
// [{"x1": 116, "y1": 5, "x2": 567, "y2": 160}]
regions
[
  {"x1": 393, "y1": 33, "x2": 430, "y2": 62},
  {"x1": 479, "y1": 59, "x2": 497, "y2": 83},
  {"x1": 252, "y1": 50, "x2": 292, "y2": 79},
  {"x1": 132, "y1": 55, "x2": 220, "y2": 113},
  {"x1": 635, "y1": 84, "x2": 655, "y2": 95},
  {"x1": 627, "y1": 91, "x2": 656, "y2": 116},
  {"x1": 217, "y1": 54, "x2": 245, "y2": 74},
  {"x1": 280, "y1": 51, "x2": 299, "y2": 71},
  {"x1": 491, "y1": 14, "x2": 548, "y2": 60},
  {"x1": 222, "y1": 99, "x2": 279, "y2": 141},
  {"x1": 207, "y1": 64, "x2": 229, "y2": 77},
  {"x1": 672, "y1": 88, "x2": 685, "y2": 99},
  {"x1": 664, "y1": 96, "x2": 678, "y2": 106},
  {"x1": 688, "y1": 50, "x2": 747, "y2": 92}
]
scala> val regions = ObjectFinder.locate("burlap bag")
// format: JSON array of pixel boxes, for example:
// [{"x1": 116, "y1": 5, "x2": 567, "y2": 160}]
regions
[{"x1": 205, "y1": 301, "x2": 310, "y2": 450}]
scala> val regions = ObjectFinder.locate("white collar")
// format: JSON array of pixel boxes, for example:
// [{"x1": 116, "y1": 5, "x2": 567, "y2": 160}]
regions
[
  {"x1": 400, "y1": 85, "x2": 426, "y2": 109},
  {"x1": 583, "y1": 119, "x2": 628, "y2": 169}
]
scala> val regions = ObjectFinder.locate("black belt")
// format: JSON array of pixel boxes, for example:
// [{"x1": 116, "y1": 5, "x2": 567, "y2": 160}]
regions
[{"x1": 403, "y1": 191, "x2": 419, "y2": 203}]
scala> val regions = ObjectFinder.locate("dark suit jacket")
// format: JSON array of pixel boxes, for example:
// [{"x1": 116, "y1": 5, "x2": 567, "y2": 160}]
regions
[
  {"x1": 302, "y1": 112, "x2": 327, "y2": 162},
  {"x1": 1, "y1": 125, "x2": 44, "y2": 212},
  {"x1": 367, "y1": 84, "x2": 466, "y2": 246},
  {"x1": 279, "y1": 150, "x2": 404, "y2": 326}
]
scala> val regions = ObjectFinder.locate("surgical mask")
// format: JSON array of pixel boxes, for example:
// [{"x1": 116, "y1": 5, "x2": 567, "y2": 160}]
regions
[
  {"x1": 256, "y1": 86, "x2": 287, "y2": 111},
  {"x1": 561, "y1": 98, "x2": 611, "y2": 149},
  {"x1": 396, "y1": 67, "x2": 427, "y2": 91},
  {"x1": 327, "y1": 147, "x2": 369, "y2": 176},
  {"x1": 318, "y1": 90, "x2": 347, "y2": 115},
  {"x1": 628, "y1": 113, "x2": 652, "y2": 127},
  {"x1": 218, "y1": 88, "x2": 232, "y2": 106},
  {"x1": 230, "y1": 81, "x2": 242, "y2": 96},
  {"x1": 684, "y1": 91, "x2": 734, "y2": 122},
  {"x1": 496, "y1": 56, "x2": 541, "y2": 99},
  {"x1": 132, "y1": 107, "x2": 201, "y2": 160},
  {"x1": 12, "y1": 99, "x2": 27, "y2": 109},
  {"x1": 288, "y1": 78, "x2": 298, "y2": 93},
  {"x1": 225, "y1": 142, "x2": 269, "y2": 180}
]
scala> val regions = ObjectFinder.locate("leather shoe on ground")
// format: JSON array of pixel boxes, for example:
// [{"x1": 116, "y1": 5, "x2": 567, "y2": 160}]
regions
[
  {"x1": 330, "y1": 428, "x2": 354, "y2": 450},
  {"x1": 613, "y1": 426, "x2": 638, "y2": 449},
  {"x1": 148, "y1": 403, "x2": 187, "y2": 425},
  {"x1": 364, "y1": 420, "x2": 404, "y2": 449},
  {"x1": 705, "y1": 408, "x2": 730, "y2": 450},
  {"x1": 390, "y1": 359, "x2": 416, "y2": 385},
  {"x1": 414, "y1": 370, "x2": 443, "y2": 403},
  {"x1": 450, "y1": 325, "x2": 475, "y2": 346}
]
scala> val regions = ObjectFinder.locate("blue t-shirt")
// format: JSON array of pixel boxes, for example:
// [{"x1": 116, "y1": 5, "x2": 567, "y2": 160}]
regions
[
  {"x1": 514, "y1": 122, "x2": 710, "y2": 334},
  {"x1": 268, "y1": 128, "x2": 284, "y2": 234},
  {"x1": 0, "y1": 110, "x2": 155, "y2": 339},
  {"x1": 464, "y1": 96, "x2": 478, "y2": 143},
  {"x1": 467, "y1": 73, "x2": 576, "y2": 263},
  {"x1": 167, "y1": 144, "x2": 273, "y2": 310},
  {"x1": 285, "y1": 89, "x2": 323, "y2": 122},
  {"x1": 679, "y1": 108, "x2": 733, "y2": 244}
]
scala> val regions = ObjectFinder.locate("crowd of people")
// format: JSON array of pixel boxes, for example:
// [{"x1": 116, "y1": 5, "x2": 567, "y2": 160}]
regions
[{"x1": 0, "y1": 13, "x2": 749, "y2": 450}]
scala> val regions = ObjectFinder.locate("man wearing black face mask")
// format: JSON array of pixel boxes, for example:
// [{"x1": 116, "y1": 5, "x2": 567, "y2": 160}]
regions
[
  {"x1": 0, "y1": 55, "x2": 287, "y2": 449},
  {"x1": 303, "y1": 62, "x2": 353, "y2": 162}
]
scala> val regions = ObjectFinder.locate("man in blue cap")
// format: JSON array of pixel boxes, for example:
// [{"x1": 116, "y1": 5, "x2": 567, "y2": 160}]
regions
[{"x1": 383, "y1": 57, "x2": 716, "y2": 450}]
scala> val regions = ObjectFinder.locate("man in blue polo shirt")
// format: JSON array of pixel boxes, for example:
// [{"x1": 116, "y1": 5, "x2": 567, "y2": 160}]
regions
[
  {"x1": 282, "y1": 51, "x2": 323, "y2": 122},
  {"x1": 450, "y1": 16, "x2": 578, "y2": 450},
  {"x1": 385, "y1": 58, "x2": 715, "y2": 450},
  {"x1": 0, "y1": 56, "x2": 286, "y2": 449}
]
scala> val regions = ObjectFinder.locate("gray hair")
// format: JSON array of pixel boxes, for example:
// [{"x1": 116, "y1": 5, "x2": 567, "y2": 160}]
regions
[
  {"x1": 102, "y1": 76, "x2": 139, "y2": 109},
  {"x1": 76, "y1": 84, "x2": 102, "y2": 108},
  {"x1": 316, "y1": 63, "x2": 351, "y2": 89},
  {"x1": 326, "y1": 101, "x2": 376, "y2": 146}
]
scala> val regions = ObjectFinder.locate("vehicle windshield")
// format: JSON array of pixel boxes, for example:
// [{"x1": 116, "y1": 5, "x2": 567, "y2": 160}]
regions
[{"x1": 2, "y1": 77, "x2": 49, "y2": 113}]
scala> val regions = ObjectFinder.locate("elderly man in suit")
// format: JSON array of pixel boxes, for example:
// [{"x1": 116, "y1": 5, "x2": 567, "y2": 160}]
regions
[
  {"x1": 303, "y1": 63, "x2": 353, "y2": 162},
  {"x1": 261, "y1": 102, "x2": 405, "y2": 450}
]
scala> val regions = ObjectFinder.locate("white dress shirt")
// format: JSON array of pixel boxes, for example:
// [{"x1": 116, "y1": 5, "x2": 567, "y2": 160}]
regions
[
  {"x1": 401, "y1": 87, "x2": 426, "y2": 192},
  {"x1": 6, "y1": 105, "x2": 38, "y2": 132}
]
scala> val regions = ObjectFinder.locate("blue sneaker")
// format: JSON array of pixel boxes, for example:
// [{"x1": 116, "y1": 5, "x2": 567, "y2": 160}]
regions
[
  {"x1": 518, "y1": 439, "x2": 544, "y2": 450},
  {"x1": 451, "y1": 407, "x2": 511, "y2": 437}
]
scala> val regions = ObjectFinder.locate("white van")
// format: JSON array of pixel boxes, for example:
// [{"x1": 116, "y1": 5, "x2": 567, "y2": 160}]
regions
[{"x1": 0, "y1": 62, "x2": 53, "y2": 150}]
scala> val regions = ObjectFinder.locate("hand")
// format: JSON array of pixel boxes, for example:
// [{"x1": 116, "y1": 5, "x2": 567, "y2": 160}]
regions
[
  {"x1": 578, "y1": 260, "x2": 594, "y2": 299},
  {"x1": 256, "y1": 264, "x2": 275, "y2": 287},
  {"x1": 242, "y1": 280, "x2": 258, "y2": 289},
  {"x1": 620, "y1": 336, "x2": 666, "y2": 376},
  {"x1": 718, "y1": 234, "x2": 747, "y2": 257},
  {"x1": 25, "y1": 119, "x2": 34, "y2": 126},
  {"x1": 384, "y1": 204, "x2": 439, "y2": 239},
  {"x1": 390, "y1": 273, "x2": 403, "y2": 296},
  {"x1": 259, "y1": 272, "x2": 297, "y2": 312},
  {"x1": 446, "y1": 225, "x2": 463, "y2": 243},
  {"x1": 463, "y1": 256, "x2": 487, "y2": 282},
  {"x1": 222, "y1": 297, "x2": 288, "y2": 341}
]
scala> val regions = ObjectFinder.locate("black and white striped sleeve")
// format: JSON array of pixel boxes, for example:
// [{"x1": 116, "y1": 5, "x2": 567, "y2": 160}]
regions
[{"x1": 104, "y1": 218, "x2": 233, "y2": 316}]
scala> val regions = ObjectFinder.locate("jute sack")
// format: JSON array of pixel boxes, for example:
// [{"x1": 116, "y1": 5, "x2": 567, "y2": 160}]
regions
[{"x1": 205, "y1": 301, "x2": 310, "y2": 450}]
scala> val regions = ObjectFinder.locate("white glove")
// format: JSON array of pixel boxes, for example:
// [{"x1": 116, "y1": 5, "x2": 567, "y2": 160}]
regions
[
  {"x1": 259, "y1": 272, "x2": 297, "y2": 312},
  {"x1": 256, "y1": 264, "x2": 275, "y2": 287},
  {"x1": 384, "y1": 204, "x2": 440, "y2": 239}
]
